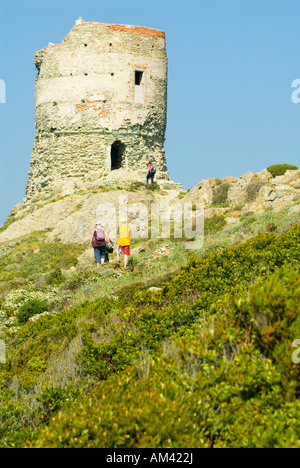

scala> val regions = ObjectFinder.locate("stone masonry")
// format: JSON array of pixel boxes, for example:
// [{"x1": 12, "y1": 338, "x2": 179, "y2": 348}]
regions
[{"x1": 25, "y1": 19, "x2": 169, "y2": 200}]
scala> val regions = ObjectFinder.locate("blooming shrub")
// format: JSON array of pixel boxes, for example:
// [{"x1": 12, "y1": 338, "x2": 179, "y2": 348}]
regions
[{"x1": 0, "y1": 289, "x2": 58, "y2": 328}]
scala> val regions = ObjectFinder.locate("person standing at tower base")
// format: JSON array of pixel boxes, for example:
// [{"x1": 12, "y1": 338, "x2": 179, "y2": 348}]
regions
[{"x1": 146, "y1": 162, "x2": 156, "y2": 184}]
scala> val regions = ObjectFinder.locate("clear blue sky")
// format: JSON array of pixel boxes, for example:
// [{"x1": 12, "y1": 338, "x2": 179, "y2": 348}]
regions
[{"x1": 0, "y1": 0, "x2": 299, "y2": 225}]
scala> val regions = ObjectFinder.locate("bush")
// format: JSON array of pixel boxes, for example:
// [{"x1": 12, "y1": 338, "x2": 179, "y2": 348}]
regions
[
  {"x1": 37, "y1": 386, "x2": 82, "y2": 423},
  {"x1": 146, "y1": 183, "x2": 161, "y2": 192},
  {"x1": 267, "y1": 164, "x2": 298, "y2": 178},
  {"x1": 246, "y1": 181, "x2": 266, "y2": 202},
  {"x1": 17, "y1": 299, "x2": 50, "y2": 325},
  {"x1": 240, "y1": 212, "x2": 255, "y2": 223},
  {"x1": 212, "y1": 183, "x2": 230, "y2": 206},
  {"x1": 204, "y1": 215, "x2": 227, "y2": 235},
  {"x1": 129, "y1": 181, "x2": 145, "y2": 192},
  {"x1": 46, "y1": 267, "x2": 66, "y2": 286}
]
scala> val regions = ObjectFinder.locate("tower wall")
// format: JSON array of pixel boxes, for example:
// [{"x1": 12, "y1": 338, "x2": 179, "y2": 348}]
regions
[{"x1": 25, "y1": 20, "x2": 169, "y2": 199}]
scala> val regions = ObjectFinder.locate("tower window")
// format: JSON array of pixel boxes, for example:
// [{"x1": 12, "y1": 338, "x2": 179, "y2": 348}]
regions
[{"x1": 135, "y1": 71, "x2": 143, "y2": 86}]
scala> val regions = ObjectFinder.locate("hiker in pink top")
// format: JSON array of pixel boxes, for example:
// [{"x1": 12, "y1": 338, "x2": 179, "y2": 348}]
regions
[{"x1": 89, "y1": 221, "x2": 112, "y2": 266}]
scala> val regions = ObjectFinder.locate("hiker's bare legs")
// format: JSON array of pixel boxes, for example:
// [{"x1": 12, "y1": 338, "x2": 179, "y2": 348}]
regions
[{"x1": 124, "y1": 255, "x2": 129, "y2": 269}]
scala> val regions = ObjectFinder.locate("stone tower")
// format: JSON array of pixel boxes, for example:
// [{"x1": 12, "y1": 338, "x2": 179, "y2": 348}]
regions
[{"x1": 25, "y1": 19, "x2": 169, "y2": 200}]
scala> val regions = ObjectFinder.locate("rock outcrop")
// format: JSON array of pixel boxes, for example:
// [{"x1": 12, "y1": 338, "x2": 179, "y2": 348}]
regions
[
  {"x1": 184, "y1": 169, "x2": 300, "y2": 223},
  {"x1": 0, "y1": 168, "x2": 299, "y2": 247}
]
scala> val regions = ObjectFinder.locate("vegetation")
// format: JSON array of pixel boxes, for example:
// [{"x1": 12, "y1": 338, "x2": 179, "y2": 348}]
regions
[
  {"x1": 211, "y1": 183, "x2": 230, "y2": 207},
  {"x1": 0, "y1": 194, "x2": 299, "y2": 448},
  {"x1": 29, "y1": 226, "x2": 300, "y2": 447},
  {"x1": 204, "y1": 215, "x2": 227, "y2": 235},
  {"x1": 267, "y1": 164, "x2": 298, "y2": 178},
  {"x1": 246, "y1": 181, "x2": 266, "y2": 202},
  {"x1": 46, "y1": 267, "x2": 66, "y2": 286},
  {"x1": 16, "y1": 299, "x2": 50, "y2": 325}
]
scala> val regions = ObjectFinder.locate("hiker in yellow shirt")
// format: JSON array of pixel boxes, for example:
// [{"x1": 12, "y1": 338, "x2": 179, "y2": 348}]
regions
[{"x1": 117, "y1": 218, "x2": 132, "y2": 269}]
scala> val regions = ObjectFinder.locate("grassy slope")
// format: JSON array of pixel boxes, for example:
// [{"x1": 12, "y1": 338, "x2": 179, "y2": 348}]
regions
[{"x1": 0, "y1": 200, "x2": 299, "y2": 447}]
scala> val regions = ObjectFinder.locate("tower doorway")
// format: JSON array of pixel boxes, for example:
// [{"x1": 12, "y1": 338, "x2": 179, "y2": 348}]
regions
[{"x1": 111, "y1": 141, "x2": 125, "y2": 170}]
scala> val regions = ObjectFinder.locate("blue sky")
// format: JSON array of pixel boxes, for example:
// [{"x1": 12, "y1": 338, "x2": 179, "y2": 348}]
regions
[{"x1": 0, "y1": 0, "x2": 299, "y2": 225}]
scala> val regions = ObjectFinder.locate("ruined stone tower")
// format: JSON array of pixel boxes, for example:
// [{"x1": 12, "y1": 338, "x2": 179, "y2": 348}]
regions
[{"x1": 25, "y1": 19, "x2": 169, "y2": 199}]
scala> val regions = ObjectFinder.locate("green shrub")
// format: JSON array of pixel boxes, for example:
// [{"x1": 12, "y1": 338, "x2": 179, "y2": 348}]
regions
[
  {"x1": 240, "y1": 212, "x2": 256, "y2": 223},
  {"x1": 204, "y1": 215, "x2": 227, "y2": 235},
  {"x1": 146, "y1": 183, "x2": 161, "y2": 192},
  {"x1": 37, "y1": 386, "x2": 82, "y2": 423},
  {"x1": 17, "y1": 299, "x2": 50, "y2": 325},
  {"x1": 129, "y1": 182, "x2": 145, "y2": 192},
  {"x1": 267, "y1": 164, "x2": 298, "y2": 178},
  {"x1": 212, "y1": 183, "x2": 230, "y2": 206},
  {"x1": 233, "y1": 204, "x2": 245, "y2": 211},
  {"x1": 266, "y1": 223, "x2": 277, "y2": 232},
  {"x1": 246, "y1": 181, "x2": 266, "y2": 202},
  {"x1": 46, "y1": 267, "x2": 66, "y2": 286}
]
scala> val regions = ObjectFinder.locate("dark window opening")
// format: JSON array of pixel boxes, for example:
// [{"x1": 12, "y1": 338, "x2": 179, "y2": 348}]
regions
[
  {"x1": 135, "y1": 71, "x2": 143, "y2": 86},
  {"x1": 111, "y1": 141, "x2": 125, "y2": 171},
  {"x1": 84, "y1": 44, "x2": 87, "y2": 47},
  {"x1": 111, "y1": 73, "x2": 114, "y2": 76},
  {"x1": 109, "y1": 43, "x2": 112, "y2": 46}
]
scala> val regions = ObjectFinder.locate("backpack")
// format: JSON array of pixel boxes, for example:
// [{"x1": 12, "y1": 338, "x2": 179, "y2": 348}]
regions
[
  {"x1": 95, "y1": 227, "x2": 105, "y2": 242},
  {"x1": 150, "y1": 166, "x2": 156, "y2": 174},
  {"x1": 94, "y1": 227, "x2": 106, "y2": 247}
]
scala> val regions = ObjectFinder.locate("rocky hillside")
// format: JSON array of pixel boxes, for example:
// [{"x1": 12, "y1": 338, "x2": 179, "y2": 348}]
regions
[
  {"x1": 183, "y1": 167, "x2": 300, "y2": 222},
  {"x1": 0, "y1": 164, "x2": 299, "y2": 448},
  {"x1": 1, "y1": 166, "x2": 299, "y2": 248}
]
